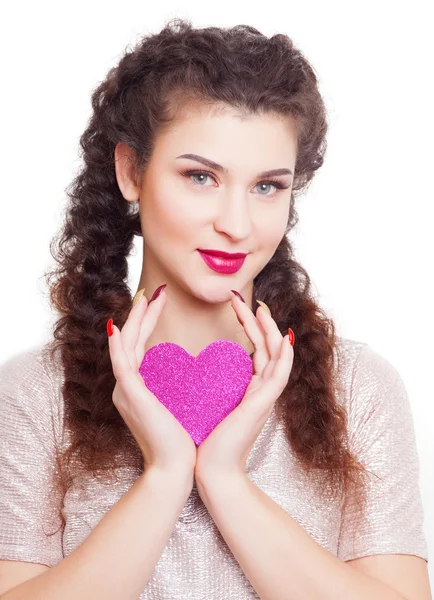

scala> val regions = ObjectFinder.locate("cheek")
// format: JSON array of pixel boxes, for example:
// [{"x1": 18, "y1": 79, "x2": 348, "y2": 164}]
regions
[
  {"x1": 143, "y1": 191, "x2": 202, "y2": 243},
  {"x1": 254, "y1": 209, "x2": 288, "y2": 248}
]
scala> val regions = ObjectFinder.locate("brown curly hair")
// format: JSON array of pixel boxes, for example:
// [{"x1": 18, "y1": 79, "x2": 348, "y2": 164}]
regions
[{"x1": 44, "y1": 17, "x2": 370, "y2": 536}]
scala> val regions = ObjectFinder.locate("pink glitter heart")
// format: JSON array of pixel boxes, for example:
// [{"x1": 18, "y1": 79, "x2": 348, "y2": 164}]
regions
[{"x1": 139, "y1": 340, "x2": 253, "y2": 445}]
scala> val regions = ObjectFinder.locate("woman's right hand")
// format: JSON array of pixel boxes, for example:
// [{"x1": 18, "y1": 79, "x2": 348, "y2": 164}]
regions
[{"x1": 107, "y1": 286, "x2": 197, "y2": 484}]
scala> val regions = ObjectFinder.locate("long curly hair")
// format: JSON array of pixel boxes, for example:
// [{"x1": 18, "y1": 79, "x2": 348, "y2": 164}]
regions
[{"x1": 44, "y1": 18, "x2": 370, "y2": 535}]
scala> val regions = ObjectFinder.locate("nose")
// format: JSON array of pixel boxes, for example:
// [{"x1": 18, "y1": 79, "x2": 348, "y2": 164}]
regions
[{"x1": 213, "y1": 191, "x2": 252, "y2": 241}]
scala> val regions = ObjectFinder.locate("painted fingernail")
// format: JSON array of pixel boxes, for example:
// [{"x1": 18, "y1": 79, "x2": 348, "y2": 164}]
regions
[
  {"x1": 230, "y1": 289, "x2": 246, "y2": 303},
  {"x1": 133, "y1": 288, "x2": 146, "y2": 305},
  {"x1": 107, "y1": 318, "x2": 114, "y2": 337},
  {"x1": 256, "y1": 299, "x2": 270, "y2": 314},
  {"x1": 288, "y1": 328, "x2": 295, "y2": 346},
  {"x1": 149, "y1": 283, "x2": 167, "y2": 304}
]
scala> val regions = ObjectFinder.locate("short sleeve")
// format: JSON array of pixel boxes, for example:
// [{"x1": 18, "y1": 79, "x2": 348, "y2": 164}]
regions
[
  {"x1": 0, "y1": 346, "x2": 64, "y2": 567},
  {"x1": 337, "y1": 343, "x2": 429, "y2": 562}
]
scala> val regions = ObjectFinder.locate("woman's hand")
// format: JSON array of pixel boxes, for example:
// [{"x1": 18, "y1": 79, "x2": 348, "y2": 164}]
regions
[
  {"x1": 107, "y1": 288, "x2": 197, "y2": 484},
  {"x1": 194, "y1": 293, "x2": 294, "y2": 483}
]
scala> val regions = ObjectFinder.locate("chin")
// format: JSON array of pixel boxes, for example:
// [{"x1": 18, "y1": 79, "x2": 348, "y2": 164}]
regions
[{"x1": 189, "y1": 279, "x2": 238, "y2": 303}]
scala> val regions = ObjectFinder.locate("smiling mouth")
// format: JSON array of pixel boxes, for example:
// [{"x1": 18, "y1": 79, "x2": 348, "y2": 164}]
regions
[{"x1": 197, "y1": 250, "x2": 247, "y2": 274}]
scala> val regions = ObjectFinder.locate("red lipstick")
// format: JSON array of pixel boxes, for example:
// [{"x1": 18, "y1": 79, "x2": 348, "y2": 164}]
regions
[
  {"x1": 199, "y1": 249, "x2": 247, "y2": 259},
  {"x1": 197, "y1": 249, "x2": 247, "y2": 274}
]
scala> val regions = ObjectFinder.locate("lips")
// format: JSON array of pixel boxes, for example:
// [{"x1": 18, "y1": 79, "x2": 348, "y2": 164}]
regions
[
  {"x1": 198, "y1": 250, "x2": 247, "y2": 274},
  {"x1": 198, "y1": 249, "x2": 247, "y2": 259}
]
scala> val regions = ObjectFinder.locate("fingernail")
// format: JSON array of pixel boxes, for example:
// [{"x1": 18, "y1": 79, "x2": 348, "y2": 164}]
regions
[
  {"x1": 132, "y1": 288, "x2": 146, "y2": 306},
  {"x1": 230, "y1": 289, "x2": 246, "y2": 303},
  {"x1": 107, "y1": 318, "x2": 114, "y2": 337},
  {"x1": 256, "y1": 299, "x2": 270, "y2": 314},
  {"x1": 288, "y1": 328, "x2": 295, "y2": 346},
  {"x1": 149, "y1": 284, "x2": 167, "y2": 304}
]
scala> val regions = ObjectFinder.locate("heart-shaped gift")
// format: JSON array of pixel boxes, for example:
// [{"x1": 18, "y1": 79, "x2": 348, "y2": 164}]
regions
[{"x1": 139, "y1": 340, "x2": 253, "y2": 445}]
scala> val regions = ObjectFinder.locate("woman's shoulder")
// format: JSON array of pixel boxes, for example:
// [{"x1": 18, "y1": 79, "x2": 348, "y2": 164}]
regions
[
  {"x1": 0, "y1": 340, "x2": 63, "y2": 389},
  {"x1": 334, "y1": 334, "x2": 406, "y2": 393},
  {"x1": 0, "y1": 341, "x2": 64, "y2": 439},
  {"x1": 334, "y1": 335, "x2": 413, "y2": 439},
  {"x1": 333, "y1": 335, "x2": 367, "y2": 396}
]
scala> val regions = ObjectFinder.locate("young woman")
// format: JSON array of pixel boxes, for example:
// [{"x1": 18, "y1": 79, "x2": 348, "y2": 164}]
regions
[{"x1": 0, "y1": 18, "x2": 430, "y2": 600}]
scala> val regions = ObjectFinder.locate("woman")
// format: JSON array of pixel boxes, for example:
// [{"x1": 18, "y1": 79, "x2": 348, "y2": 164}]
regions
[{"x1": 0, "y1": 18, "x2": 430, "y2": 600}]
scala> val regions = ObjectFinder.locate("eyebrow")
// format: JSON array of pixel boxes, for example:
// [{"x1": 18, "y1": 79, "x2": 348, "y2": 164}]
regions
[{"x1": 176, "y1": 153, "x2": 293, "y2": 178}]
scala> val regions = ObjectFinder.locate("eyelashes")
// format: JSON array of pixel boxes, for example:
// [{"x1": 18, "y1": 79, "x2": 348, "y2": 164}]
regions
[{"x1": 179, "y1": 169, "x2": 290, "y2": 199}]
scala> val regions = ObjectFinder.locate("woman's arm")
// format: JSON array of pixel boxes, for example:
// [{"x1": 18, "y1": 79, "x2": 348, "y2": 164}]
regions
[
  {"x1": 196, "y1": 471, "x2": 429, "y2": 600},
  {"x1": 1, "y1": 468, "x2": 193, "y2": 600}
]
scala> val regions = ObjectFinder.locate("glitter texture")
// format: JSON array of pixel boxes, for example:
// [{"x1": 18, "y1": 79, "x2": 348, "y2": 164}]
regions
[
  {"x1": 139, "y1": 340, "x2": 253, "y2": 445},
  {"x1": 0, "y1": 337, "x2": 429, "y2": 599}
]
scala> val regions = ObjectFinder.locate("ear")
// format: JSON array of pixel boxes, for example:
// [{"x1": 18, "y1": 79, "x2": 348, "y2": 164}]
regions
[{"x1": 114, "y1": 142, "x2": 140, "y2": 202}]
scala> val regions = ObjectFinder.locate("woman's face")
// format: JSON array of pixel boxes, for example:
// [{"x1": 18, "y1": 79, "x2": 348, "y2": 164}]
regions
[{"x1": 132, "y1": 106, "x2": 297, "y2": 303}]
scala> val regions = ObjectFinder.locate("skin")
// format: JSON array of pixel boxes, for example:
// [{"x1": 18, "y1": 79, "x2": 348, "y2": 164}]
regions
[
  {"x1": 113, "y1": 105, "x2": 433, "y2": 599},
  {"x1": 113, "y1": 103, "x2": 297, "y2": 357}
]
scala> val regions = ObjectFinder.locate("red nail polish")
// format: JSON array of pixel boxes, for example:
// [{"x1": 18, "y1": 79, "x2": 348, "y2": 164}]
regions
[
  {"x1": 288, "y1": 328, "x2": 295, "y2": 346},
  {"x1": 231, "y1": 289, "x2": 246, "y2": 303},
  {"x1": 107, "y1": 318, "x2": 114, "y2": 337},
  {"x1": 149, "y1": 284, "x2": 167, "y2": 303}
]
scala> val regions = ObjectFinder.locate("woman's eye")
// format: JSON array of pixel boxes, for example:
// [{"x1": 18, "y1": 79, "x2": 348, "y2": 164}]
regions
[
  {"x1": 189, "y1": 171, "x2": 214, "y2": 186},
  {"x1": 180, "y1": 169, "x2": 286, "y2": 198},
  {"x1": 254, "y1": 182, "x2": 279, "y2": 196},
  {"x1": 180, "y1": 169, "x2": 215, "y2": 188}
]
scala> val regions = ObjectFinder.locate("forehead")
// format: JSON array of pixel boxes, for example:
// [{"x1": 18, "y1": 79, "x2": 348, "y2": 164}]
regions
[{"x1": 153, "y1": 103, "x2": 298, "y2": 168}]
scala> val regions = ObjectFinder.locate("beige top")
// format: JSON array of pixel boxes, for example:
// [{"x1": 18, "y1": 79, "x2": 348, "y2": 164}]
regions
[{"x1": 0, "y1": 336, "x2": 429, "y2": 598}]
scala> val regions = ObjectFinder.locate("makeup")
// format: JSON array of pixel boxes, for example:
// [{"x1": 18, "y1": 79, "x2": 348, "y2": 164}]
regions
[{"x1": 198, "y1": 250, "x2": 246, "y2": 274}]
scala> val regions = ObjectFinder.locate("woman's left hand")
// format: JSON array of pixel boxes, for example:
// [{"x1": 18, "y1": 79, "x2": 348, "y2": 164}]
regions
[{"x1": 194, "y1": 292, "x2": 294, "y2": 484}]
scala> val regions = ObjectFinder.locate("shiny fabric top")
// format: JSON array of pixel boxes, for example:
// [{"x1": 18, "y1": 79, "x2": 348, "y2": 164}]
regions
[{"x1": 0, "y1": 336, "x2": 429, "y2": 598}]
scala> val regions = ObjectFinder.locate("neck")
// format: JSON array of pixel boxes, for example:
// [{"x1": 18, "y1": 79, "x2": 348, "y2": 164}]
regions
[{"x1": 136, "y1": 277, "x2": 255, "y2": 359}]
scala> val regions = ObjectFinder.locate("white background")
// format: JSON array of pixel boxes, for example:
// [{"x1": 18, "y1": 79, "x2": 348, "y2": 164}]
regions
[{"x1": 0, "y1": 0, "x2": 433, "y2": 586}]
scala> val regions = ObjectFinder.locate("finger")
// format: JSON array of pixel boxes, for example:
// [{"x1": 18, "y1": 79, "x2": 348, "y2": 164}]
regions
[
  {"x1": 109, "y1": 322, "x2": 158, "y2": 409},
  {"x1": 135, "y1": 289, "x2": 167, "y2": 367},
  {"x1": 231, "y1": 294, "x2": 269, "y2": 376},
  {"x1": 254, "y1": 303, "x2": 284, "y2": 379},
  {"x1": 247, "y1": 335, "x2": 292, "y2": 418},
  {"x1": 108, "y1": 322, "x2": 133, "y2": 383},
  {"x1": 269, "y1": 334, "x2": 294, "y2": 389},
  {"x1": 120, "y1": 293, "x2": 149, "y2": 371}
]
